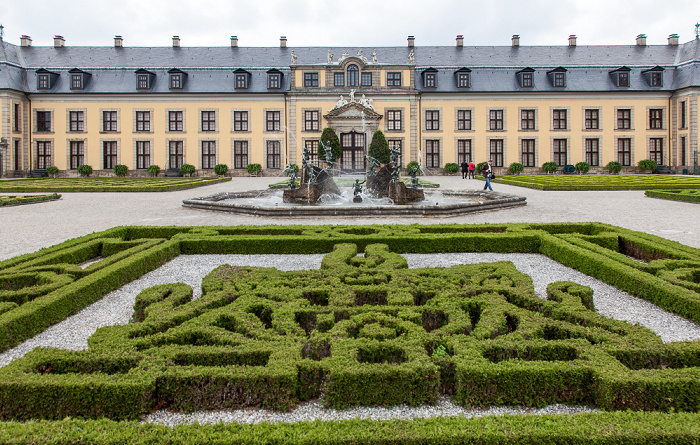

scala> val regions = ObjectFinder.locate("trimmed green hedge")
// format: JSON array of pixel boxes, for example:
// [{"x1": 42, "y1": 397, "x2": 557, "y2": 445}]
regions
[
  {"x1": 493, "y1": 174, "x2": 700, "y2": 190},
  {"x1": 0, "y1": 193, "x2": 61, "y2": 206},
  {"x1": 0, "y1": 177, "x2": 231, "y2": 193},
  {"x1": 646, "y1": 189, "x2": 700, "y2": 203}
]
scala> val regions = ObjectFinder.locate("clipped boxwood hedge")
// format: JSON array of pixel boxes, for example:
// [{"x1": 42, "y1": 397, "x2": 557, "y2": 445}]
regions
[
  {"x1": 493, "y1": 174, "x2": 700, "y2": 191},
  {"x1": 645, "y1": 189, "x2": 700, "y2": 203},
  {"x1": 0, "y1": 177, "x2": 231, "y2": 193},
  {"x1": 0, "y1": 193, "x2": 61, "y2": 206}
]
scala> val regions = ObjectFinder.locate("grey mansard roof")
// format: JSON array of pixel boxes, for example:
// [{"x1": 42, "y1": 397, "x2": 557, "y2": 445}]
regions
[{"x1": 1, "y1": 38, "x2": 698, "y2": 94}]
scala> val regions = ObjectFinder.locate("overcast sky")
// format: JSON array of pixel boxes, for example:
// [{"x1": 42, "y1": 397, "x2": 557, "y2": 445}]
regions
[{"x1": 1, "y1": 0, "x2": 698, "y2": 48}]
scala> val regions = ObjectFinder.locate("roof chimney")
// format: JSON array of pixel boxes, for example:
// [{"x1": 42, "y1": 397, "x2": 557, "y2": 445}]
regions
[
  {"x1": 668, "y1": 34, "x2": 679, "y2": 46},
  {"x1": 568, "y1": 35, "x2": 577, "y2": 47},
  {"x1": 636, "y1": 34, "x2": 647, "y2": 46},
  {"x1": 114, "y1": 35, "x2": 123, "y2": 48},
  {"x1": 456, "y1": 35, "x2": 464, "y2": 47},
  {"x1": 230, "y1": 36, "x2": 238, "y2": 47},
  {"x1": 20, "y1": 35, "x2": 32, "y2": 47},
  {"x1": 407, "y1": 36, "x2": 415, "y2": 47},
  {"x1": 172, "y1": 36, "x2": 180, "y2": 47},
  {"x1": 512, "y1": 35, "x2": 520, "y2": 47},
  {"x1": 280, "y1": 36, "x2": 287, "y2": 48},
  {"x1": 53, "y1": 35, "x2": 65, "y2": 48}
]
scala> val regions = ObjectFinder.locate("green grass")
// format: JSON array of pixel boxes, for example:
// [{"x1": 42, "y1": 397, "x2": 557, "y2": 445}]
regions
[
  {"x1": 645, "y1": 189, "x2": 700, "y2": 203},
  {"x1": 0, "y1": 177, "x2": 231, "y2": 192},
  {"x1": 492, "y1": 174, "x2": 700, "y2": 191},
  {"x1": 0, "y1": 193, "x2": 61, "y2": 206}
]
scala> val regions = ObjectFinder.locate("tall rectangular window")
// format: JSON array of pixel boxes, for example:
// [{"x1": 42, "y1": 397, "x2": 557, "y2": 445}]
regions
[
  {"x1": 136, "y1": 111, "x2": 150, "y2": 132},
  {"x1": 304, "y1": 111, "x2": 320, "y2": 131},
  {"x1": 585, "y1": 139, "x2": 600, "y2": 166},
  {"x1": 649, "y1": 138, "x2": 663, "y2": 165},
  {"x1": 266, "y1": 111, "x2": 281, "y2": 132},
  {"x1": 69, "y1": 141, "x2": 84, "y2": 169},
  {"x1": 233, "y1": 111, "x2": 248, "y2": 132},
  {"x1": 201, "y1": 111, "x2": 216, "y2": 132},
  {"x1": 304, "y1": 72, "x2": 319, "y2": 87},
  {"x1": 552, "y1": 109, "x2": 567, "y2": 130},
  {"x1": 425, "y1": 140, "x2": 440, "y2": 168},
  {"x1": 69, "y1": 111, "x2": 84, "y2": 132},
  {"x1": 13, "y1": 103, "x2": 21, "y2": 132},
  {"x1": 387, "y1": 110, "x2": 402, "y2": 131},
  {"x1": 304, "y1": 140, "x2": 319, "y2": 167},
  {"x1": 617, "y1": 138, "x2": 631, "y2": 166},
  {"x1": 201, "y1": 141, "x2": 216, "y2": 169},
  {"x1": 103, "y1": 111, "x2": 118, "y2": 132},
  {"x1": 617, "y1": 109, "x2": 631, "y2": 129},
  {"x1": 489, "y1": 139, "x2": 504, "y2": 167},
  {"x1": 361, "y1": 72, "x2": 372, "y2": 86},
  {"x1": 36, "y1": 111, "x2": 51, "y2": 132},
  {"x1": 649, "y1": 109, "x2": 663, "y2": 130},
  {"x1": 521, "y1": 139, "x2": 535, "y2": 167},
  {"x1": 680, "y1": 136, "x2": 687, "y2": 165},
  {"x1": 521, "y1": 110, "x2": 535, "y2": 130},
  {"x1": 489, "y1": 110, "x2": 504, "y2": 131},
  {"x1": 457, "y1": 110, "x2": 472, "y2": 131},
  {"x1": 36, "y1": 141, "x2": 51, "y2": 169},
  {"x1": 136, "y1": 141, "x2": 150, "y2": 169},
  {"x1": 234, "y1": 141, "x2": 249, "y2": 169},
  {"x1": 346, "y1": 66, "x2": 359, "y2": 87},
  {"x1": 169, "y1": 141, "x2": 184, "y2": 169},
  {"x1": 553, "y1": 139, "x2": 567, "y2": 166},
  {"x1": 334, "y1": 72, "x2": 345, "y2": 87},
  {"x1": 169, "y1": 111, "x2": 184, "y2": 132},
  {"x1": 425, "y1": 110, "x2": 440, "y2": 131},
  {"x1": 103, "y1": 141, "x2": 118, "y2": 169},
  {"x1": 267, "y1": 141, "x2": 281, "y2": 169},
  {"x1": 585, "y1": 109, "x2": 599, "y2": 130},
  {"x1": 386, "y1": 72, "x2": 401, "y2": 86},
  {"x1": 457, "y1": 139, "x2": 472, "y2": 164},
  {"x1": 680, "y1": 101, "x2": 687, "y2": 129}
]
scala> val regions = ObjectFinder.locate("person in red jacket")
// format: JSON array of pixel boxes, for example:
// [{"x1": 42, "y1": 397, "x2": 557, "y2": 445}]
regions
[{"x1": 467, "y1": 161, "x2": 475, "y2": 179}]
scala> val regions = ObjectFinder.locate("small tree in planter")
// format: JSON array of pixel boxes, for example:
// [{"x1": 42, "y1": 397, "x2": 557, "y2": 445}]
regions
[
  {"x1": 46, "y1": 166, "x2": 59, "y2": 178},
  {"x1": 406, "y1": 161, "x2": 421, "y2": 175},
  {"x1": 77, "y1": 164, "x2": 93, "y2": 177},
  {"x1": 246, "y1": 163, "x2": 262, "y2": 176},
  {"x1": 113, "y1": 164, "x2": 128, "y2": 177},
  {"x1": 542, "y1": 162, "x2": 558, "y2": 174},
  {"x1": 638, "y1": 159, "x2": 657, "y2": 173},
  {"x1": 575, "y1": 162, "x2": 590, "y2": 174},
  {"x1": 147, "y1": 165, "x2": 161, "y2": 177},
  {"x1": 607, "y1": 161, "x2": 622, "y2": 174},
  {"x1": 444, "y1": 163, "x2": 459, "y2": 175},
  {"x1": 508, "y1": 162, "x2": 524, "y2": 175},
  {"x1": 213, "y1": 164, "x2": 229, "y2": 176},
  {"x1": 317, "y1": 128, "x2": 342, "y2": 164},
  {"x1": 180, "y1": 164, "x2": 196, "y2": 177},
  {"x1": 368, "y1": 130, "x2": 390, "y2": 164}
]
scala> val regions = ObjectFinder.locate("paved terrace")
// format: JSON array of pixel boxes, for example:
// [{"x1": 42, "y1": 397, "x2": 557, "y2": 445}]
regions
[{"x1": 0, "y1": 175, "x2": 698, "y2": 261}]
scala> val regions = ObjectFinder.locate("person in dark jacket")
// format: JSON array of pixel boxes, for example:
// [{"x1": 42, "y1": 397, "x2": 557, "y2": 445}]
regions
[
  {"x1": 460, "y1": 160, "x2": 468, "y2": 179},
  {"x1": 481, "y1": 160, "x2": 493, "y2": 191}
]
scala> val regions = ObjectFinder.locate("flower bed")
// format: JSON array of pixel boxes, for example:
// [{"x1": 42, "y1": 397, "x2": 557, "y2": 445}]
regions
[
  {"x1": 0, "y1": 177, "x2": 231, "y2": 193},
  {"x1": 492, "y1": 174, "x2": 700, "y2": 191},
  {"x1": 645, "y1": 189, "x2": 700, "y2": 203}
]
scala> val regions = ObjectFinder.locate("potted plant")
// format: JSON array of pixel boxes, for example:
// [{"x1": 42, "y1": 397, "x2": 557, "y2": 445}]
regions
[
  {"x1": 46, "y1": 166, "x2": 59, "y2": 178},
  {"x1": 542, "y1": 162, "x2": 558, "y2": 175},
  {"x1": 246, "y1": 163, "x2": 263, "y2": 176},
  {"x1": 444, "y1": 163, "x2": 459, "y2": 175},
  {"x1": 638, "y1": 159, "x2": 657, "y2": 174},
  {"x1": 607, "y1": 161, "x2": 622, "y2": 174},
  {"x1": 180, "y1": 164, "x2": 196, "y2": 177},
  {"x1": 113, "y1": 164, "x2": 128, "y2": 177},
  {"x1": 147, "y1": 165, "x2": 161, "y2": 177},
  {"x1": 77, "y1": 164, "x2": 93, "y2": 177},
  {"x1": 508, "y1": 162, "x2": 524, "y2": 175},
  {"x1": 213, "y1": 164, "x2": 229, "y2": 176},
  {"x1": 575, "y1": 162, "x2": 590, "y2": 174}
]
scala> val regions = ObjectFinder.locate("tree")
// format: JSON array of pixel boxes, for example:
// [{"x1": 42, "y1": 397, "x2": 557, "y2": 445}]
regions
[
  {"x1": 368, "y1": 129, "x2": 390, "y2": 164},
  {"x1": 318, "y1": 128, "x2": 342, "y2": 163}
]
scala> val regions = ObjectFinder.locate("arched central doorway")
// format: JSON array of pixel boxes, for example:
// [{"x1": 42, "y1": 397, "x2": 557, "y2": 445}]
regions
[{"x1": 340, "y1": 131, "x2": 365, "y2": 172}]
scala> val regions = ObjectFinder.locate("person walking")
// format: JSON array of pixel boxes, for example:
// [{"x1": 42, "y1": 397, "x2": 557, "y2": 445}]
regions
[
  {"x1": 460, "y1": 160, "x2": 468, "y2": 179},
  {"x1": 481, "y1": 160, "x2": 493, "y2": 191},
  {"x1": 467, "y1": 160, "x2": 475, "y2": 179}
]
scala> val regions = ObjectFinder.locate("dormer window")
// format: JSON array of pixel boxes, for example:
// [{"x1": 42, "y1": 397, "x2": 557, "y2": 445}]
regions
[
  {"x1": 170, "y1": 74, "x2": 182, "y2": 89},
  {"x1": 38, "y1": 74, "x2": 50, "y2": 90},
  {"x1": 547, "y1": 67, "x2": 567, "y2": 88},
  {"x1": 135, "y1": 69, "x2": 155, "y2": 90},
  {"x1": 267, "y1": 69, "x2": 282, "y2": 89},
  {"x1": 650, "y1": 72, "x2": 662, "y2": 87},
  {"x1": 642, "y1": 66, "x2": 664, "y2": 87},
  {"x1": 516, "y1": 68, "x2": 535, "y2": 88},
  {"x1": 610, "y1": 67, "x2": 631, "y2": 88},
  {"x1": 234, "y1": 69, "x2": 250, "y2": 90},
  {"x1": 619, "y1": 72, "x2": 629, "y2": 87},
  {"x1": 424, "y1": 72, "x2": 437, "y2": 88},
  {"x1": 71, "y1": 74, "x2": 83, "y2": 90},
  {"x1": 455, "y1": 68, "x2": 471, "y2": 88}
]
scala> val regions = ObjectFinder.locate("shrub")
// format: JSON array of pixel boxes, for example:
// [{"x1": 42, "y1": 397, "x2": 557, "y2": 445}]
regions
[
  {"x1": 575, "y1": 162, "x2": 590, "y2": 174},
  {"x1": 284, "y1": 164, "x2": 299, "y2": 174},
  {"x1": 476, "y1": 162, "x2": 487, "y2": 175},
  {"x1": 246, "y1": 163, "x2": 262, "y2": 176},
  {"x1": 444, "y1": 163, "x2": 459, "y2": 175},
  {"x1": 77, "y1": 165, "x2": 93, "y2": 177},
  {"x1": 45, "y1": 166, "x2": 59, "y2": 178},
  {"x1": 147, "y1": 165, "x2": 160, "y2": 177},
  {"x1": 406, "y1": 161, "x2": 421, "y2": 175},
  {"x1": 213, "y1": 164, "x2": 229, "y2": 176},
  {"x1": 318, "y1": 128, "x2": 342, "y2": 163},
  {"x1": 508, "y1": 163, "x2": 524, "y2": 175},
  {"x1": 113, "y1": 164, "x2": 128, "y2": 177},
  {"x1": 607, "y1": 161, "x2": 623, "y2": 174},
  {"x1": 180, "y1": 164, "x2": 196, "y2": 177},
  {"x1": 368, "y1": 130, "x2": 390, "y2": 164},
  {"x1": 638, "y1": 159, "x2": 657, "y2": 173},
  {"x1": 542, "y1": 162, "x2": 558, "y2": 174}
]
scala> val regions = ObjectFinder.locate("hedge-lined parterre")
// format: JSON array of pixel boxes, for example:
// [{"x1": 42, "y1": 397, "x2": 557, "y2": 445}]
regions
[
  {"x1": 0, "y1": 193, "x2": 61, "y2": 206},
  {"x1": 1, "y1": 233, "x2": 700, "y2": 420},
  {"x1": 645, "y1": 189, "x2": 700, "y2": 203},
  {"x1": 490, "y1": 174, "x2": 700, "y2": 191},
  {"x1": 0, "y1": 177, "x2": 230, "y2": 193}
]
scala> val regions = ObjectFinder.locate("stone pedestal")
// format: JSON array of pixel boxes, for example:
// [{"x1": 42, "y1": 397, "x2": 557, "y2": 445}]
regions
[
  {"x1": 387, "y1": 180, "x2": 425, "y2": 205},
  {"x1": 284, "y1": 166, "x2": 341, "y2": 204},
  {"x1": 366, "y1": 165, "x2": 395, "y2": 197}
]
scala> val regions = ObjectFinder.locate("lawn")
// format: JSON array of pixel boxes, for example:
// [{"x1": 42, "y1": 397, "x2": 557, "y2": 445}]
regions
[
  {"x1": 492, "y1": 174, "x2": 700, "y2": 190},
  {"x1": 0, "y1": 176, "x2": 231, "y2": 192},
  {"x1": 0, "y1": 193, "x2": 61, "y2": 206},
  {"x1": 645, "y1": 189, "x2": 700, "y2": 203}
]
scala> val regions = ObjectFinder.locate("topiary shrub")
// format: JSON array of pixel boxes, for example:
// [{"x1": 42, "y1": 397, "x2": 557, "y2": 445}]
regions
[
  {"x1": 368, "y1": 130, "x2": 391, "y2": 164},
  {"x1": 476, "y1": 162, "x2": 487, "y2": 176},
  {"x1": 638, "y1": 159, "x2": 657, "y2": 173},
  {"x1": 147, "y1": 165, "x2": 161, "y2": 177},
  {"x1": 180, "y1": 164, "x2": 196, "y2": 177},
  {"x1": 508, "y1": 163, "x2": 524, "y2": 175},
  {"x1": 406, "y1": 161, "x2": 421, "y2": 175},
  {"x1": 318, "y1": 128, "x2": 342, "y2": 163},
  {"x1": 542, "y1": 162, "x2": 558, "y2": 174},
  {"x1": 77, "y1": 164, "x2": 93, "y2": 177},
  {"x1": 213, "y1": 164, "x2": 229, "y2": 176},
  {"x1": 575, "y1": 162, "x2": 590, "y2": 174},
  {"x1": 444, "y1": 163, "x2": 459, "y2": 175},
  {"x1": 607, "y1": 161, "x2": 622, "y2": 174},
  {"x1": 46, "y1": 166, "x2": 59, "y2": 178},
  {"x1": 246, "y1": 163, "x2": 262, "y2": 176},
  {"x1": 113, "y1": 164, "x2": 128, "y2": 177}
]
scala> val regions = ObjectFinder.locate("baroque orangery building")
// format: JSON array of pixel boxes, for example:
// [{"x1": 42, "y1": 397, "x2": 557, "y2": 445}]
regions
[{"x1": 0, "y1": 32, "x2": 698, "y2": 176}]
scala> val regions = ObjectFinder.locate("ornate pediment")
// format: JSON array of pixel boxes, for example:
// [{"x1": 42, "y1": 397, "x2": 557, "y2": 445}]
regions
[{"x1": 325, "y1": 95, "x2": 382, "y2": 120}]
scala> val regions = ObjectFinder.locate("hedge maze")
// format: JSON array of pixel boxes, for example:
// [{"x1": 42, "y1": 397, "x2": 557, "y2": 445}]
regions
[
  {"x1": 0, "y1": 222, "x2": 700, "y2": 439},
  {"x1": 493, "y1": 174, "x2": 700, "y2": 190}
]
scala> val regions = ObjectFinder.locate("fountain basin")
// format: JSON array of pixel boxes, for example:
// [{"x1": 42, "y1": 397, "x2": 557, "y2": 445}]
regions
[{"x1": 182, "y1": 189, "x2": 526, "y2": 217}]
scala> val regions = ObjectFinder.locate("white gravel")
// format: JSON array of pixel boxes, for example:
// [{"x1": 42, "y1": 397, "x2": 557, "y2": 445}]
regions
[{"x1": 2, "y1": 252, "x2": 699, "y2": 426}]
